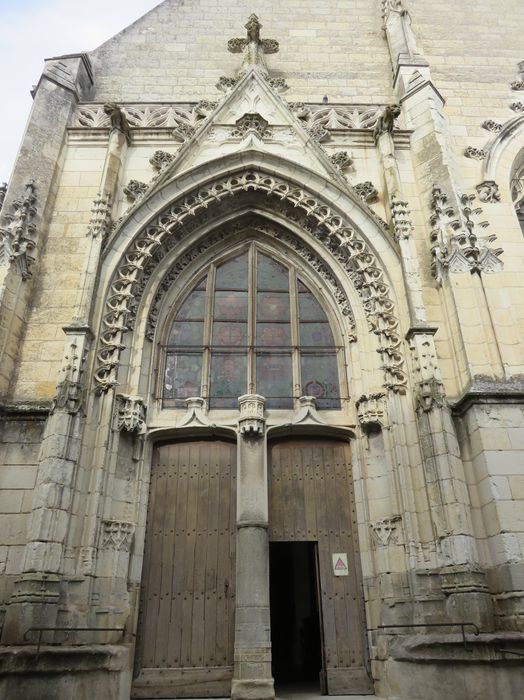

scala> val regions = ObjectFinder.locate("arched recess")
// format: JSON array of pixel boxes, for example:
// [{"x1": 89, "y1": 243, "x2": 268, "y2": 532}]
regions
[{"x1": 92, "y1": 157, "x2": 409, "y2": 399}]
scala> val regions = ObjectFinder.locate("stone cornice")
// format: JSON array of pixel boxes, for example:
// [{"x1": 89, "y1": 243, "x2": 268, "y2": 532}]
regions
[{"x1": 451, "y1": 379, "x2": 524, "y2": 416}]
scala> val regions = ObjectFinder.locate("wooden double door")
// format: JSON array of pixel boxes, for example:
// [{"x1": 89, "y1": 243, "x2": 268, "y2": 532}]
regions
[{"x1": 133, "y1": 437, "x2": 371, "y2": 698}]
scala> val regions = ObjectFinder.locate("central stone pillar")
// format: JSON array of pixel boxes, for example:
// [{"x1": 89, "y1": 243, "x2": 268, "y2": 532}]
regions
[{"x1": 232, "y1": 395, "x2": 275, "y2": 700}]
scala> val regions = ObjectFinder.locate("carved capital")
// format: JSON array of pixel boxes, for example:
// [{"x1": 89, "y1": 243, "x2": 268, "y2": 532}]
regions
[
  {"x1": 356, "y1": 393, "x2": 387, "y2": 431},
  {"x1": 100, "y1": 520, "x2": 134, "y2": 551},
  {"x1": 238, "y1": 394, "x2": 266, "y2": 437},
  {"x1": 116, "y1": 394, "x2": 146, "y2": 433}
]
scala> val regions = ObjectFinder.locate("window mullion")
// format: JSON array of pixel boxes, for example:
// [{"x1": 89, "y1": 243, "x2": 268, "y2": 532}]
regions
[
  {"x1": 289, "y1": 269, "x2": 301, "y2": 405},
  {"x1": 201, "y1": 266, "x2": 215, "y2": 401}
]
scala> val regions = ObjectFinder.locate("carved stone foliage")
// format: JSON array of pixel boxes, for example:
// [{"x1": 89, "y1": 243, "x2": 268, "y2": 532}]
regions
[
  {"x1": 100, "y1": 520, "x2": 134, "y2": 551},
  {"x1": 238, "y1": 394, "x2": 266, "y2": 437},
  {"x1": 370, "y1": 515, "x2": 402, "y2": 547},
  {"x1": 354, "y1": 181, "x2": 379, "y2": 204},
  {"x1": 476, "y1": 180, "x2": 501, "y2": 203},
  {"x1": 429, "y1": 187, "x2": 503, "y2": 280},
  {"x1": 390, "y1": 195, "x2": 414, "y2": 241},
  {"x1": 373, "y1": 104, "x2": 401, "y2": 142},
  {"x1": 123, "y1": 180, "x2": 148, "y2": 202},
  {"x1": 0, "y1": 181, "x2": 37, "y2": 279},
  {"x1": 149, "y1": 150, "x2": 175, "y2": 172},
  {"x1": 76, "y1": 101, "x2": 215, "y2": 130},
  {"x1": 290, "y1": 103, "x2": 387, "y2": 135},
  {"x1": 232, "y1": 112, "x2": 273, "y2": 139},
  {"x1": 408, "y1": 330, "x2": 445, "y2": 413},
  {"x1": 54, "y1": 333, "x2": 90, "y2": 414},
  {"x1": 329, "y1": 151, "x2": 353, "y2": 172},
  {"x1": 511, "y1": 81, "x2": 524, "y2": 91},
  {"x1": 94, "y1": 171, "x2": 406, "y2": 394},
  {"x1": 87, "y1": 191, "x2": 112, "y2": 239},
  {"x1": 0, "y1": 182, "x2": 6, "y2": 211},
  {"x1": 464, "y1": 147, "x2": 486, "y2": 160},
  {"x1": 142, "y1": 218, "x2": 357, "y2": 341},
  {"x1": 481, "y1": 119, "x2": 502, "y2": 133},
  {"x1": 510, "y1": 102, "x2": 524, "y2": 113},
  {"x1": 116, "y1": 394, "x2": 146, "y2": 433},
  {"x1": 355, "y1": 393, "x2": 387, "y2": 431}
]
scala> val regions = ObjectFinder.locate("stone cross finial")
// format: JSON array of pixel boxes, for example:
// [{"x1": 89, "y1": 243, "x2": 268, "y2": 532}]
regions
[{"x1": 227, "y1": 14, "x2": 279, "y2": 77}]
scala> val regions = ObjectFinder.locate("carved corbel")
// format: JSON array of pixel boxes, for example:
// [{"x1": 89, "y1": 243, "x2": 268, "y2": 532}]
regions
[
  {"x1": 355, "y1": 393, "x2": 388, "y2": 432},
  {"x1": 293, "y1": 396, "x2": 325, "y2": 425},
  {"x1": 179, "y1": 397, "x2": 213, "y2": 428},
  {"x1": 238, "y1": 394, "x2": 266, "y2": 437},
  {"x1": 115, "y1": 394, "x2": 146, "y2": 433}
]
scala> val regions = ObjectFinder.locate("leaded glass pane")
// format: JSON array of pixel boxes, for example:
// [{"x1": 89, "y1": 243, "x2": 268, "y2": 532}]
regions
[
  {"x1": 214, "y1": 291, "x2": 248, "y2": 320},
  {"x1": 215, "y1": 253, "x2": 248, "y2": 290},
  {"x1": 163, "y1": 353, "x2": 202, "y2": 407},
  {"x1": 256, "y1": 323, "x2": 292, "y2": 347},
  {"x1": 299, "y1": 322, "x2": 334, "y2": 347},
  {"x1": 168, "y1": 321, "x2": 204, "y2": 347},
  {"x1": 257, "y1": 292, "x2": 290, "y2": 321},
  {"x1": 212, "y1": 322, "x2": 248, "y2": 346},
  {"x1": 298, "y1": 291, "x2": 328, "y2": 321},
  {"x1": 256, "y1": 352, "x2": 293, "y2": 409},
  {"x1": 176, "y1": 290, "x2": 206, "y2": 319},
  {"x1": 300, "y1": 353, "x2": 341, "y2": 409},
  {"x1": 210, "y1": 353, "x2": 248, "y2": 408},
  {"x1": 257, "y1": 254, "x2": 289, "y2": 290}
]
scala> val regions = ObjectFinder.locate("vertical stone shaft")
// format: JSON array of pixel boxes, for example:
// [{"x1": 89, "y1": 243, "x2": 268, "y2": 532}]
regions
[{"x1": 232, "y1": 395, "x2": 274, "y2": 700}]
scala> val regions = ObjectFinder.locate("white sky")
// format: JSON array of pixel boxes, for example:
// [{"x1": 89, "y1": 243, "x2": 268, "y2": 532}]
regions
[{"x1": 0, "y1": 0, "x2": 161, "y2": 182}]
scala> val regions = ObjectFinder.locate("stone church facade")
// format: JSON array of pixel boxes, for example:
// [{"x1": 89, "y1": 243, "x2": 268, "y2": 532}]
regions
[{"x1": 0, "y1": 1, "x2": 523, "y2": 698}]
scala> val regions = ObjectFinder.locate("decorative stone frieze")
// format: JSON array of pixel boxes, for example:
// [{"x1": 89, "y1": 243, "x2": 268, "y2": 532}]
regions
[
  {"x1": 87, "y1": 191, "x2": 112, "y2": 239},
  {"x1": 373, "y1": 104, "x2": 401, "y2": 143},
  {"x1": 238, "y1": 394, "x2": 266, "y2": 437},
  {"x1": 0, "y1": 181, "x2": 37, "y2": 279},
  {"x1": 95, "y1": 171, "x2": 405, "y2": 394},
  {"x1": 100, "y1": 520, "x2": 135, "y2": 551},
  {"x1": 149, "y1": 150, "x2": 175, "y2": 171},
  {"x1": 329, "y1": 151, "x2": 353, "y2": 172},
  {"x1": 355, "y1": 393, "x2": 387, "y2": 431},
  {"x1": 481, "y1": 119, "x2": 503, "y2": 133},
  {"x1": 354, "y1": 181, "x2": 379, "y2": 204},
  {"x1": 123, "y1": 179, "x2": 148, "y2": 202},
  {"x1": 76, "y1": 102, "x2": 212, "y2": 131},
  {"x1": 115, "y1": 394, "x2": 146, "y2": 433},
  {"x1": 291, "y1": 103, "x2": 386, "y2": 133},
  {"x1": 476, "y1": 180, "x2": 501, "y2": 203},
  {"x1": 370, "y1": 515, "x2": 402, "y2": 547},
  {"x1": 232, "y1": 112, "x2": 272, "y2": 139},
  {"x1": 103, "y1": 102, "x2": 131, "y2": 143},
  {"x1": 0, "y1": 182, "x2": 6, "y2": 211},
  {"x1": 390, "y1": 195, "x2": 414, "y2": 241},
  {"x1": 463, "y1": 147, "x2": 486, "y2": 160}
]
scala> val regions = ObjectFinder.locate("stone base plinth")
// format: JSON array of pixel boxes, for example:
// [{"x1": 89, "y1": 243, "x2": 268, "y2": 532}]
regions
[{"x1": 231, "y1": 677, "x2": 275, "y2": 700}]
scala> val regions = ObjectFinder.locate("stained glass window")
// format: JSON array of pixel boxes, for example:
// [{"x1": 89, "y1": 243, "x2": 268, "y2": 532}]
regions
[{"x1": 163, "y1": 246, "x2": 343, "y2": 409}]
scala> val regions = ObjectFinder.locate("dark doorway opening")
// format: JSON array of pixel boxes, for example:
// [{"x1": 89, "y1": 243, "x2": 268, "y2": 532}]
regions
[{"x1": 269, "y1": 542, "x2": 323, "y2": 693}]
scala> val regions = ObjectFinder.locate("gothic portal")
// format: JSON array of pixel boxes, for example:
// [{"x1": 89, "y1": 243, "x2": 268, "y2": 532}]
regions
[{"x1": 1, "y1": 3, "x2": 524, "y2": 700}]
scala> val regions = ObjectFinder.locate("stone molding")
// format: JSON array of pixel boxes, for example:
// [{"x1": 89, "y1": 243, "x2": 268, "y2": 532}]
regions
[
  {"x1": 100, "y1": 519, "x2": 135, "y2": 551},
  {"x1": 75, "y1": 101, "x2": 215, "y2": 130},
  {"x1": 238, "y1": 394, "x2": 266, "y2": 437},
  {"x1": 0, "y1": 181, "x2": 37, "y2": 279},
  {"x1": 115, "y1": 394, "x2": 146, "y2": 433},
  {"x1": 94, "y1": 171, "x2": 406, "y2": 394}
]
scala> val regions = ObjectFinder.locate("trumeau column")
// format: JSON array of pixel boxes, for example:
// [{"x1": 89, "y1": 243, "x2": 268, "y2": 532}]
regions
[
  {"x1": 232, "y1": 395, "x2": 274, "y2": 700},
  {"x1": 0, "y1": 54, "x2": 94, "y2": 395}
]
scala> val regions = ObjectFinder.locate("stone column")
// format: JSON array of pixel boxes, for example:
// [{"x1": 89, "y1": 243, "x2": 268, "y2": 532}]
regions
[{"x1": 232, "y1": 394, "x2": 274, "y2": 700}]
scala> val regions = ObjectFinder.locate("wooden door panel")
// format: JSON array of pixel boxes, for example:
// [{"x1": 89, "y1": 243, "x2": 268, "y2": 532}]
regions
[
  {"x1": 133, "y1": 440, "x2": 236, "y2": 699},
  {"x1": 269, "y1": 439, "x2": 373, "y2": 695}
]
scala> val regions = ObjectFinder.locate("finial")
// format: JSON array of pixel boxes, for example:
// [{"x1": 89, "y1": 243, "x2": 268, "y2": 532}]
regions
[{"x1": 227, "y1": 14, "x2": 279, "y2": 77}]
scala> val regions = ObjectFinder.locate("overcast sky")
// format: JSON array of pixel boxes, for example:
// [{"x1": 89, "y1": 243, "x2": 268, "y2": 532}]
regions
[{"x1": 0, "y1": 0, "x2": 160, "y2": 182}]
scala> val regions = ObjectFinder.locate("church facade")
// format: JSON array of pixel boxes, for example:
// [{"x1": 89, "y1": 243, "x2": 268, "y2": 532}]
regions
[{"x1": 0, "y1": 1, "x2": 523, "y2": 698}]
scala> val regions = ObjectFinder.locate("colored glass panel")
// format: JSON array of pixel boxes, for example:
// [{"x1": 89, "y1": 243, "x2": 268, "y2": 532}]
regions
[
  {"x1": 214, "y1": 291, "x2": 248, "y2": 320},
  {"x1": 257, "y1": 254, "x2": 289, "y2": 290},
  {"x1": 298, "y1": 291, "x2": 328, "y2": 322},
  {"x1": 176, "y1": 290, "x2": 206, "y2": 319},
  {"x1": 256, "y1": 323, "x2": 292, "y2": 347},
  {"x1": 210, "y1": 353, "x2": 248, "y2": 408},
  {"x1": 163, "y1": 353, "x2": 202, "y2": 406},
  {"x1": 299, "y1": 322, "x2": 334, "y2": 347},
  {"x1": 300, "y1": 353, "x2": 340, "y2": 409},
  {"x1": 168, "y1": 321, "x2": 203, "y2": 346},
  {"x1": 215, "y1": 253, "x2": 249, "y2": 290},
  {"x1": 212, "y1": 322, "x2": 248, "y2": 346},
  {"x1": 257, "y1": 292, "x2": 290, "y2": 321},
  {"x1": 256, "y1": 353, "x2": 293, "y2": 408}
]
